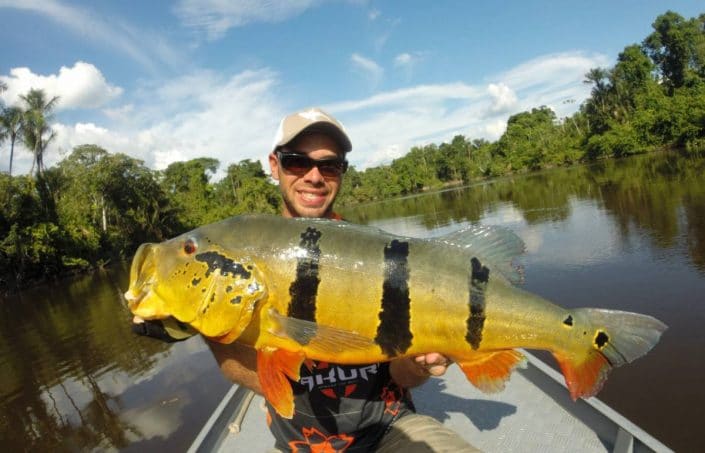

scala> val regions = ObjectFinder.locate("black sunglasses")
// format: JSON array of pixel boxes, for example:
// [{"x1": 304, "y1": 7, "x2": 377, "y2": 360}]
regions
[{"x1": 276, "y1": 150, "x2": 348, "y2": 177}]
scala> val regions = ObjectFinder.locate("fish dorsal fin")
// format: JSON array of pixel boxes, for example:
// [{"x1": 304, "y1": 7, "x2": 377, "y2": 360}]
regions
[
  {"x1": 268, "y1": 309, "x2": 376, "y2": 356},
  {"x1": 438, "y1": 224, "x2": 525, "y2": 284}
]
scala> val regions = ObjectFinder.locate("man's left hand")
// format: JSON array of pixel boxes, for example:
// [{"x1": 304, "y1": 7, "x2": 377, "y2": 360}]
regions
[
  {"x1": 390, "y1": 352, "x2": 454, "y2": 388},
  {"x1": 412, "y1": 352, "x2": 454, "y2": 377}
]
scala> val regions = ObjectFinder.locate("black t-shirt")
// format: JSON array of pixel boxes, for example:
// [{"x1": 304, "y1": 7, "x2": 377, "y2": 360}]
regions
[{"x1": 267, "y1": 360, "x2": 416, "y2": 452}]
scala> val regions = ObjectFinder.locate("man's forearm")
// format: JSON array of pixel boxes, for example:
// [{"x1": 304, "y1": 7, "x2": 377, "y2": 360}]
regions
[{"x1": 207, "y1": 340, "x2": 263, "y2": 394}]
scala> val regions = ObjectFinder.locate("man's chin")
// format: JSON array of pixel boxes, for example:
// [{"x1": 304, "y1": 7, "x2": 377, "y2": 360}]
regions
[
  {"x1": 297, "y1": 206, "x2": 330, "y2": 218},
  {"x1": 284, "y1": 200, "x2": 331, "y2": 218}
]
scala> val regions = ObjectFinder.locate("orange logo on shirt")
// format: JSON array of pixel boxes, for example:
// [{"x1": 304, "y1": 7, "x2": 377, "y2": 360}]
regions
[
  {"x1": 380, "y1": 384, "x2": 405, "y2": 416},
  {"x1": 288, "y1": 426, "x2": 354, "y2": 452}
]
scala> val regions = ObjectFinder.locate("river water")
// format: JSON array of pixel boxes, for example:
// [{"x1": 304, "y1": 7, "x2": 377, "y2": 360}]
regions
[{"x1": 1, "y1": 152, "x2": 704, "y2": 452}]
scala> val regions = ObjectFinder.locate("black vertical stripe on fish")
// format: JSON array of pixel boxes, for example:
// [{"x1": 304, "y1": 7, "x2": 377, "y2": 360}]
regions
[
  {"x1": 466, "y1": 257, "x2": 489, "y2": 350},
  {"x1": 287, "y1": 227, "x2": 322, "y2": 326},
  {"x1": 375, "y1": 239, "x2": 413, "y2": 357}
]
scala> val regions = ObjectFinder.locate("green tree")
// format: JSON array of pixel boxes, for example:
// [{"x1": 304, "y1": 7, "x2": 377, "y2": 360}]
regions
[
  {"x1": 643, "y1": 11, "x2": 705, "y2": 92},
  {"x1": 0, "y1": 107, "x2": 24, "y2": 175},
  {"x1": 0, "y1": 173, "x2": 64, "y2": 284},
  {"x1": 496, "y1": 106, "x2": 562, "y2": 170},
  {"x1": 160, "y1": 157, "x2": 220, "y2": 228},
  {"x1": 582, "y1": 67, "x2": 613, "y2": 134},
  {"x1": 20, "y1": 89, "x2": 59, "y2": 178},
  {"x1": 213, "y1": 159, "x2": 279, "y2": 216},
  {"x1": 55, "y1": 145, "x2": 178, "y2": 260},
  {"x1": 0, "y1": 81, "x2": 7, "y2": 157}
]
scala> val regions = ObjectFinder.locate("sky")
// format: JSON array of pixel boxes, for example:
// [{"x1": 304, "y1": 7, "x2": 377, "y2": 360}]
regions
[{"x1": 1, "y1": 1, "x2": 702, "y2": 178}]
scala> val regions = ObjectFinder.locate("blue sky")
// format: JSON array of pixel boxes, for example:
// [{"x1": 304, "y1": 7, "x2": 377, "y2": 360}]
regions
[{"x1": 1, "y1": 1, "x2": 702, "y2": 177}]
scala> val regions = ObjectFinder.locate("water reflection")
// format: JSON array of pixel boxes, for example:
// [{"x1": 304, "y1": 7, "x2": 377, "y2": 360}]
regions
[
  {"x1": 343, "y1": 152, "x2": 705, "y2": 452},
  {"x1": 0, "y1": 266, "x2": 230, "y2": 451},
  {"x1": 344, "y1": 152, "x2": 705, "y2": 273},
  {"x1": 2, "y1": 152, "x2": 703, "y2": 452}
]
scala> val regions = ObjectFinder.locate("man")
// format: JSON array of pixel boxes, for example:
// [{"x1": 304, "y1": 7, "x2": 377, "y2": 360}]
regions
[{"x1": 207, "y1": 108, "x2": 477, "y2": 452}]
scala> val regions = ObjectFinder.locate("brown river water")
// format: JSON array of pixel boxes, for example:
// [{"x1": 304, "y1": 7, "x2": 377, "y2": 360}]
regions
[{"x1": 1, "y1": 152, "x2": 704, "y2": 452}]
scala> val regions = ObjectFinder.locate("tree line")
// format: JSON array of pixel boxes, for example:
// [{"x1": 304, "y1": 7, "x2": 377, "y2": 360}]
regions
[{"x1": 1, "y1": 10, "x2": 704, "y2": 291}]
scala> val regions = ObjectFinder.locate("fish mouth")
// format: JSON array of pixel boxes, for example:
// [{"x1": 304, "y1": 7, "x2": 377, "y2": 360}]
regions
[
  {"x1": 124, "y1": 243, "x2": 160, "y2": 317},
  {"x1": 124, "y1": 285, "x2": 149, "y2": 310}
]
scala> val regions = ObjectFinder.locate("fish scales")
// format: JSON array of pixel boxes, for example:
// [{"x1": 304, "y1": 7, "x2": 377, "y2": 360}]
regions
[
  {"x1": 262, "y1": 218, "x2": 481, "y2": 361},
  {"x1": 125, "y1": 214, "x2": 667, "y2": 419}
]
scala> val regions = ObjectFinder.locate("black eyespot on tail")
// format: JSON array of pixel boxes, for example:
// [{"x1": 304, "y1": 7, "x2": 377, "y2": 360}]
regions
[
  {"x1": 375, "y1": 240, "x2": 413, "y2": 357},
  {"x1": 595, "y1": 331, "x2": 609, "y2": 349},
  {"x1": 563, "y1": 315, "x2": 574, "y2": 326}
]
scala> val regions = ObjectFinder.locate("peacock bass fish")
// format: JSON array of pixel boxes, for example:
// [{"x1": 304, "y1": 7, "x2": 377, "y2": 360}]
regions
[{"x1": 124, "y1": 214, "x2": 666, "y2": 418}]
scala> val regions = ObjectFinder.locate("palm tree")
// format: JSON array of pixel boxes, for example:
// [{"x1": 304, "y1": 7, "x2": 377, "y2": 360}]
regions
[
  {"x1": 0, "y1": 106, "x2": 24, "y2": 175},
  {"x1": 20, "y1": 88, "x2": 59, "y2": 177},
  {"x1": 0, "y1": 81, "x2": 7, "y2": 165}
]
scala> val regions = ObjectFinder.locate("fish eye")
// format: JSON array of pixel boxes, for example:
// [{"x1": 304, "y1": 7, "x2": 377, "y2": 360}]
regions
[{"x1": 183, "y1": 239, "x2": 197, "y2": 255}]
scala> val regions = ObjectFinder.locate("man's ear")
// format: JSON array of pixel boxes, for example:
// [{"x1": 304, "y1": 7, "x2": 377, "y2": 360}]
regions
[{"x1": 268, "y1": 152, "x2": 280, "y2": 181}]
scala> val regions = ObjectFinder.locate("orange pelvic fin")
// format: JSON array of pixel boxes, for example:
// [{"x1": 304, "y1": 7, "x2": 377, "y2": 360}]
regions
[
  {"x1": 256, "y1": 348, "x2": 305, "y2": 418},
  {"x1": 552, "y1": 350, "x2": 610, "y2": 400},
  {"x1": 457, "y1": 349, "x2": 526, "y2": 393}
]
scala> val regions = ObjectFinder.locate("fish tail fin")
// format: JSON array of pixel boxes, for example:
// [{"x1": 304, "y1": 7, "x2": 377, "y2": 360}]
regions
[
  {"x1": 554, "y1": 308, "x2": 667, "y2": 400},
  {"x1": 257, "y1": 348, "x2": 305, "y2": 419},
  {"x1": 457, "y1": 350, "x2": 527, "y2": 393}
]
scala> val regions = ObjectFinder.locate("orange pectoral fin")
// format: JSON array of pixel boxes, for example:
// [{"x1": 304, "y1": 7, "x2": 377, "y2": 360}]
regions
[
  {"x1": 457, "y1": 349, "x2": 526, "y2": 393},
  {"x1": 257, "y1": 348, "x2": 306, "y2": 419},
  {"x1": 552, "y1": 350, "x2": 610, "y2": 401}
]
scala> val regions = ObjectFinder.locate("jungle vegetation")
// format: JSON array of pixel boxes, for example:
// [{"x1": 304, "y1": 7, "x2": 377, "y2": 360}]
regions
[{"x1": 1, "y1": 10, "x2": 704, "y2": 290}]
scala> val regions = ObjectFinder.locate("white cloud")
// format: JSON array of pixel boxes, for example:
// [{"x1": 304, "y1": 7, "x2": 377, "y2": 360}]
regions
[
  {"x1": 394, "y1": 53, "x2": 413, "y2": 67},
  {"x1": 484, "y1": 119, "x2": 508, "y2": 139},
  {"x1": 0, "y1": 0, "x2": 181, "y2": 71},
  {"x1": 368, "y1": 8, "x2": 380, "y2": 21},
  {"x1": 350, "y1": 53, "x2": 384, "y2": 87},
  {"x1": 5, "y1": 51, "x2": 607, "y2": 179},
  {"x1": 174, "y1": 0, "x2": 321, "y2": 40},
  {"x1": 327, "y1": 51, "x2": 608, "y2": 169},
  {"x1": 45, "y1": 68, "x2": 285, "y2": 177},
  {"x1": 497, "y1": 51, "x2": 609, "y2": 91},
  {"x1": 494, "y1": 51, "x2": 611, "y2": 119},
  {"x1": 487, "y1": 83, "x2": 517, "y2": 113},
  {"x1": 393, "y1": 52, "x2": 424, "y2": 80},
  {"x1": 102, "y1": 104, "x2": 135, "y2": 121},
  {"x1": 329, "y1": 83, "x2": 482, "y2": 113},
  {"x1": 0, "y1": 62, "x2": 123, "y2": 110}
]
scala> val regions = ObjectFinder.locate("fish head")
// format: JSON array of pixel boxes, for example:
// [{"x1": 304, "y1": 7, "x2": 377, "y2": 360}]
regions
[{"x1": 124, "y1": 230, "x2": 267, "y2": 341}]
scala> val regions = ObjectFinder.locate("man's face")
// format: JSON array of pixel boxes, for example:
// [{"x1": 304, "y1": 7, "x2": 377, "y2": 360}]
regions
[{"x1": 269, "y1": 132, "x2": 344, "y2": 219}]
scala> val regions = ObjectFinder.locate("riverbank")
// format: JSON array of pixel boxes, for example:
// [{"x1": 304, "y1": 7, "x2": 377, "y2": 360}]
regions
[{"x1": 2, "y1": 147, "x2": 702, "y2": 295}]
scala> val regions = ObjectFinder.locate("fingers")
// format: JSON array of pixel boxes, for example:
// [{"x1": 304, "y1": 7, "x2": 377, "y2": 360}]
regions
[{"x1": 413, "y1": 353, "x2": 454, "y2": 376}]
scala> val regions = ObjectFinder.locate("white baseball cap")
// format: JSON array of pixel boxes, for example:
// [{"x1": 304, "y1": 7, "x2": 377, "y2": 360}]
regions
[{"x1": 271, "y1": 107, "x2": 352, "y2": 153}]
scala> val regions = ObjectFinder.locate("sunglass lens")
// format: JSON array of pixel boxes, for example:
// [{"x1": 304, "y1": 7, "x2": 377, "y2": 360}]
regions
[
  {"x1": 318, "y1": 162, "x2": 344, "y2": 177},
  {"x1": 281, "y1": 154, "x2": 311, "y2": 173},
  {"x1": 278, "y1": 152, "x2": 346, "y2": 177}
]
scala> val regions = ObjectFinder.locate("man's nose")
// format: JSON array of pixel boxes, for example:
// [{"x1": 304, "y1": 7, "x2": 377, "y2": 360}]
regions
[{"x1": 303, "y1": 164, "x2": 325, "y2": 183}]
